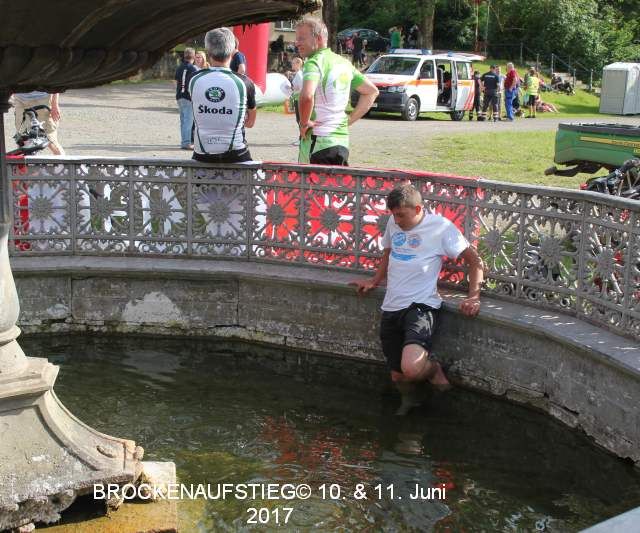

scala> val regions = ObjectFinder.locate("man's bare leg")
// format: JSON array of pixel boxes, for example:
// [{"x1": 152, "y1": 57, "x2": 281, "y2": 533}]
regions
[
  {"x1": 390, "y1": 344, "x2": 451, "y2": 415},
  {"x1": 400, "y1": 344, "x2": 450, "y2": 387}
]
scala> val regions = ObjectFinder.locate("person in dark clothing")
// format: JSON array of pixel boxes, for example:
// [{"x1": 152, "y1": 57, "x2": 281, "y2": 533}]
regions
[
  {"x1": 230, "y1": 37, "x2": 247, "y2": 75},
  {"x1": 480, "y1": 65, "x2": 500, "y2": 121},
  {"x1": 271, "y1": 35, "x2": 285, "y2": 68},
  {"x1": 174, "y1": 47, "x2": 197, "y2": 149},
  {"x1": 352, "y1": 32, "x2": 364, "y2": 68},
  {"x1": 468, "y1": 70, "x2": 482, "y2": 120},
  {"x1": 271, "y1": 35, "x2": 285, "y2": 53}
]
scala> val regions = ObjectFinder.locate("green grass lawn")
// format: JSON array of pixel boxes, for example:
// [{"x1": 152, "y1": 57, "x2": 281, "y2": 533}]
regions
[
  {"x1": 352, "y1": 129, "x2": 594, "y2": 189},
  {"x1": 421, "y1": 130, "x2": 589, "y2": 188}
]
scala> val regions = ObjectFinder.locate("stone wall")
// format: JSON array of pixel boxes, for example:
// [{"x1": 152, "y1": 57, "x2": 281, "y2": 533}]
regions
[{"x1": 11, "y1": 256, "x2": 640, "y2": 464}]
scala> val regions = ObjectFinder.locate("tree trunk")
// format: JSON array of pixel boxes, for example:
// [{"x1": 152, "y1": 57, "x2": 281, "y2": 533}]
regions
[
  {"x1": 419, "y1": 0, "x2": 436, "y2": 50},
  {"x1": 322, "y1": 0, "x2": 339, "y2": 51}
]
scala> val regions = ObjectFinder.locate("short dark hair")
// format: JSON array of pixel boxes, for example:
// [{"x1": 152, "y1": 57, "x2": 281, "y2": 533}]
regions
[{"x1": 387, "y1": 183, "x2": 422, "y2": 210}]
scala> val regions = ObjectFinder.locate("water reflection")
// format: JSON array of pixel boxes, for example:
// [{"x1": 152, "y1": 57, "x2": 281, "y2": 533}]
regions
[{"x1": 26, "y1": 335, "x2": 640, "y2": 532}]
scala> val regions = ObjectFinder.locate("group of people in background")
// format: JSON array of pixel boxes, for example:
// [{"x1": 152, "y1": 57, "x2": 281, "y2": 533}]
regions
[
  {"x1": 173, "y1": 18, "x2": 378, "y2": 166},
  {"x1": 469, "y1": 63, "x2": 558, "y2": 122},
  {"x1": 388, "y1": 23, "x2": 420, "y2": 49}
]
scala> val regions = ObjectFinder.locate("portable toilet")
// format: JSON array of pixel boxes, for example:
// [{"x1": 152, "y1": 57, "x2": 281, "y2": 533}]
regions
[{"x1": 599, "y1": 62, "x2": 640, "y2": 115}]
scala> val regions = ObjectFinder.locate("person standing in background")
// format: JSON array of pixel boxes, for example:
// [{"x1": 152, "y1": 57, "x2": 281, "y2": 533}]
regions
[
  {"x1": 503, "y1": 62, "x2": 518, "y2": 121},
  {"x1": 468, "y1": 70, "x2": 481, "y2": 120},
  {"x1": 352, "y1": 32, "x2": 364, "y2": 68},
  {"x1": 389, "y1": 26, "x2": 402, "y2": 49},
  {"x1": 284, "y1": 57, "x2": 304, "y2": 145},
  {"x1": 525, "y1": 67, "x2": 540, "y2": 118},
  {"x1": 174, "y1": 47, "x2": 197, "y2": 150},
  {"x1": 230, "y1": 37, "x2": 247, "y2": 75},
  {"x1": 194, "y1": 51, "x2": 210, "y2": 70},
  {"x1": 12, "y1": 91, "x2": 65, "y2": 155},
  {"x1": 495, "y1": 66, "x2": 505, "y2": 120}
]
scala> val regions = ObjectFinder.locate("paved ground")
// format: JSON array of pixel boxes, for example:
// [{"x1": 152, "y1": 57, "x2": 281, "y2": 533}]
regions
[{"x1": 4, "y1": 81, "x2": 639, "y2": 168}]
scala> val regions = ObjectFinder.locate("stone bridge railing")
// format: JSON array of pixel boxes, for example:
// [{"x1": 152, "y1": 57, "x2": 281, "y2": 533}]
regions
[{"x1": 7, "y1": 157, "x2": 640, "y2": 340}]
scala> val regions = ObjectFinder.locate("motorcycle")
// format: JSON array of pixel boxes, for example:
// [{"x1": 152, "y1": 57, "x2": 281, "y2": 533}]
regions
[
  {"x1": 581, "y1": 158, "x2": 640, "y2": 200},
  {"x1": 7, "y1": 105, "x2": 51, "y2": 156}
]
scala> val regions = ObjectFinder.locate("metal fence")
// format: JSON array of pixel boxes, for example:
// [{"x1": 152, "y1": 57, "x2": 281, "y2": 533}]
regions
[{"x1": 7, "y1": 157, "x2": 640, "y2": 340}]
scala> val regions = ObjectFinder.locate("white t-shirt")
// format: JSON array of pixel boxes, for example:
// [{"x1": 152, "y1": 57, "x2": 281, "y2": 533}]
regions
[{"x1": 381, "y1": 214, "x2": 469, "y2": 311}]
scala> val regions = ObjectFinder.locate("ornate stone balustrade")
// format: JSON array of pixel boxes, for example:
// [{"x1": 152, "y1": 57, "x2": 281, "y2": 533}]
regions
[{"x1": 7, "y1": 157, "x2": 640, "y2": 340}]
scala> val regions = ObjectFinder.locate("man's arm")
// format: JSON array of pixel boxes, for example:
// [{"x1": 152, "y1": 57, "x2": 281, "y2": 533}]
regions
[
  {"x1": 348, "y1": 78, "x2": 378, "y2": 126},
  {"x1": 350, "y1": 248, "x2": 390, "y2": 295},
  {"x1": 458, "y1": 246, "x2": 484, "y2": 317},
  {"x1": 298, "y1": 78, "x2": 318, "y2": 139},
  {"x1": 244, "y1": 78, "x2": 257, "y2": 128},
  {"x1": 245, "y1": 108, "x2": 257, "y2": 128},
  {"x1": 237, "y1": 62, "x2": 246, "y2": 75},
  {"x1": 50, "y1": 93, "x2": 61, "y2": 122}
]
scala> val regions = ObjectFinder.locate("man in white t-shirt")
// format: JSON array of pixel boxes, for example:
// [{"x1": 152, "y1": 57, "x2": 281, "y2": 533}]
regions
[{"x1": 351, "y1": 183, "x2": 484, "y2": 414}]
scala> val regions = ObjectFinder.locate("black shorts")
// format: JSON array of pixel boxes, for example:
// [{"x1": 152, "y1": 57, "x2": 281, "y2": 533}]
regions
[
  {"x1": 380, "y1": 303, "x2": 439, "y2": 372},
  {"x1": 192, "y1": 147, "x2": 253, "y2": 163},
  {"x1": 309, "y1": 136, "x2": 349, "y2": 166},
  {"x1": 527, "y1": 95, "x2": 538, "y2": 106}
]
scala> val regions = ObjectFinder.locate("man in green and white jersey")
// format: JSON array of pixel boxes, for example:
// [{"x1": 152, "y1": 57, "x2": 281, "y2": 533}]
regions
[
  {"x1": 295, "y1": 17, "x2": 378, "y2": 166},
  {"x1": 188, "y1": 27, "x2": 257, "y2": 163}
]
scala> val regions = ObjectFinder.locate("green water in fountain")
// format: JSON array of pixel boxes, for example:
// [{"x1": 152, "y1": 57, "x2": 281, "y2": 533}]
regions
[{"x1": 24, "y1": 335, "x2": 640, "y2": 532}]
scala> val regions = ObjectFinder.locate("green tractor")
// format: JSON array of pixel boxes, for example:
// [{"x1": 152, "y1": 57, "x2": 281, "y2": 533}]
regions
[{"x1": 545, "y1": 123, "x2": 640, "y2": 176}]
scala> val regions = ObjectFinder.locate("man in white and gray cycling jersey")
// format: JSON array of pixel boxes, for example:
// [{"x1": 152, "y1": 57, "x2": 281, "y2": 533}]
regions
[
  {"x1": 189, "y1": 27, "x2": 257, "y2": 163},
  {"x1": 296, "y1": 17, "x2": 378, "y2": 166}
]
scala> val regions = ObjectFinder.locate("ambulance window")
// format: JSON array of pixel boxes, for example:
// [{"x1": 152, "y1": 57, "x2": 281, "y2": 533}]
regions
[
  {"x1": 419, "y1": 61, "x2": 435, "y2": 79},
  {"x1": 367, "y1": 57, "x2": 420, "y2": 76},
  {"x1": 456, "y1": 62, "x2": 472, "y2": 80}
]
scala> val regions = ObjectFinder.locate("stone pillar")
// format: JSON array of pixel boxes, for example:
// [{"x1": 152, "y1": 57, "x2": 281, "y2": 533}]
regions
[
  {"x1": 0, "y1": 96, "x2": 28, "y2": 377},
  {"x1": 0, "y1": 94, "x2": 143, "y2": 531}
]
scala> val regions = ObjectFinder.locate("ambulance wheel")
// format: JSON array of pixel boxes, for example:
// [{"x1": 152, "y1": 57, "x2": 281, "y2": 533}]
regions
[
  {"x1": 402, "y1": 98, "x2": 419, "y2": 121},
  {"x1": 450, "y1": 110, "x2": 465, "y2": 121}
]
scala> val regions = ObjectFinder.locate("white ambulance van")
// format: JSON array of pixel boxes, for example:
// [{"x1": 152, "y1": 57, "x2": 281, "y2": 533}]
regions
[{"x1": 355, "y1": 49, "x2": 483, "y2": 121}]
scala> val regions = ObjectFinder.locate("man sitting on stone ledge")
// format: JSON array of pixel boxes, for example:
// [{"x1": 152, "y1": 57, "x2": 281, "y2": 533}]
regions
[
  {"x1": 189, "y1": 27, "x2": 257, "y2": 163},
  {"x1": 351, "y1": 183, "x2": 484, "y2": 414}
]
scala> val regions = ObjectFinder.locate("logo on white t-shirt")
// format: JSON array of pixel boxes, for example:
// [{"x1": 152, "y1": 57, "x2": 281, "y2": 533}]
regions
[
  {"x1": 391, "y1": 231, "x2": 418, "y2": 262},
  {"x1": 407, "y1": 233, "x2": 422, "y2": 248},
  {"x1": 392, "y1": 232, "x2": 406, "y2": 247},
  {"x1": 205, "y1": 87, "x2": 225, "y2": 103}
]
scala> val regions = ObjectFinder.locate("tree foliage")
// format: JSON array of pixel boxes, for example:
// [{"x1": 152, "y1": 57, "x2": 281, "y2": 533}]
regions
[
  {"x1": 488, "y1": 0, "x2": 640, "y2": 71},
  {"x1": 338, "y1": 0, "x2": 640, "y2": 72}
]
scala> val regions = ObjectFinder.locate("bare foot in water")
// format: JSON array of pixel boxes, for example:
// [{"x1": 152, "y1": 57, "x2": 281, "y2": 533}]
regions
[{"x1": 429, "y1": 362, "x2": 452, "y2": 391}]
